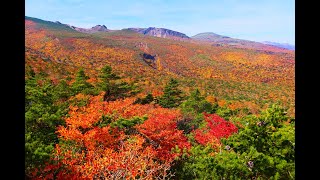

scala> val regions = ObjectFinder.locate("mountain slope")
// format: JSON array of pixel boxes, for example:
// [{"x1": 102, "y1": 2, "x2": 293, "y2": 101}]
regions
[
  {"x1": 25, "y1": 16, "x2": 295, "y2": 116},
  {"x1": 191, "y1": 32, "x2": 230, "y2": 41}
]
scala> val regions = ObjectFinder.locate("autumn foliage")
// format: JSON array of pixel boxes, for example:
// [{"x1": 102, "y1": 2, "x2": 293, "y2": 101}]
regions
[
  {"x1": 194, "y1": 113, "x2": 238, "y2": 146},
  {"x1": 25, "y1": 17, "x2": 295, "y2": 179},
  {"x1": 25, "y1": 17, "x2": 295, "y2": 117},
  {"x1": 33, "y1": 93, "x2": 190, "y2": 179}
]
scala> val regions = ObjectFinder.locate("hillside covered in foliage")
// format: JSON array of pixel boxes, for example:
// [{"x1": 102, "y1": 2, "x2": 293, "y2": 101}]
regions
[{"x1": 25, "y1": 16, "x2": 295, "y2": 179}]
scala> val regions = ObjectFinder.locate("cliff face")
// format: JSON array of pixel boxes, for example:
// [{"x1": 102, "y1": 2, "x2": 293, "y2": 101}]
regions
[{"x1": 143, "y1": 27, "x2": 189, "y2": 38}]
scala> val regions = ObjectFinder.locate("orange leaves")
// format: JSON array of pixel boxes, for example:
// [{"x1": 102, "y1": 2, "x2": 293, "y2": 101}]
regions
[
  {"x1": 83, "y1": 126, "x2": 124, "y2": 151},
  {"x1": 57, "y1": 126, "x2": 83, "y2": 142},
  {"x1": 206, "y1": 95, "x2": 217, "y2": 104},
  {"x1": 40, "y1": 93, "x2": 191, "y2": 179},
  {"x1": 152, "y1": 89, "x2": 164, "y2": 97},
  {"x1": 227, "y1": 101, "x2": 244, "y2": 111},
  {"x1": 51, "y1": 131, "x2": 170, "y2": 179},
  {"x1": 218, "y1": 99, "x2": 227, "y2": 107}
]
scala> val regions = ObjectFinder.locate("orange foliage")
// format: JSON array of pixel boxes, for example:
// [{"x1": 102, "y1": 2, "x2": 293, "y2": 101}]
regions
[
  {"x1": 36, "y1": 93, "x2": 189, "y2": 179},
  {"x1": 218, "y1": 99, "x2": 227, "y2": 107},
  {"x1": 25, "y1": 17, "x2": 295, "y2": 116},
  {"x1": 206, "y1": 95, "x2": 217, "y2": 104}
]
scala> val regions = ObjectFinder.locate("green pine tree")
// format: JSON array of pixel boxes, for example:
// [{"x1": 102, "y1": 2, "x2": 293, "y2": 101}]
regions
[
  {"x1": 134, "y1": 93, "x2": 154, "y2": 105},
  {"x1": 71, "y1": 68, "x2": 94, "y2": 95},
  {"x1": 157, "y1": 78, "x2": 184, "y2": 108},
  {"x1": 181, "y1": 89, "x2": 217, "y2": 114},
  {"x1": 97, "y1": 65, "x2": 138, "y2": 101},
  {"x1": 25, "y1": 72, "x2": 71, "y2": 176}
]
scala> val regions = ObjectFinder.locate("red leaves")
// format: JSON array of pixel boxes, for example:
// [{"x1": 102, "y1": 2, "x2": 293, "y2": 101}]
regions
[
  {"x1": 138, "y1": 112, "x2": 191, "y2": 161},
  {"x1": 194, "y1": 113, "x2": 238, "y2": 146}
]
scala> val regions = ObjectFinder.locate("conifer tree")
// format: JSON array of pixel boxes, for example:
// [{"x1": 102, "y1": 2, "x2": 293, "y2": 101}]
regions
[
  {"x1": 134, "y1": 93, "x2": 154, "y2": 105},
  {"x1": 157, "y1": 78, "x2": 184, "y2": 108},
  {"x1": 181, "y1": 89, "x2": 217, "y2": 114},
  {"x1": 97, "y1": 65, "x2": 137, "y2": 101},
  {"x1": 71, "y1": 68, "x2": 94, "y2": 94}
]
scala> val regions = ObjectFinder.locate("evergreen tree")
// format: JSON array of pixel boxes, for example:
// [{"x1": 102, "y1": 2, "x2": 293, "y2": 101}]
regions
[
  {"x1": 97, "y1": 65, "x2": 138, "y2": 101},
  {"x1": 157, "y1": 78, "x2": 184, "y2": 108},
  {"x1": 177, "y1": 89, "x2": 217, "y2": 134},
  {"x1": 26, "y1": 65, "x2": 35, "y2": 78},
  {"x1": 97, "y1": 65, "x2": 119, "y2": 91},
  {"x1": 25, "y1": 72, "x2": 70, "y2": 176},
  {"x1": 134, "y1": 93, "x2": 154, "y2": 105},
  {"x1": 181, "y1": 89, "x2": 217, "y2": 114},
  {"x1": 53, "y1": 79, "x2": 72, "y2": 101},
  {"x1": 71, "y1": 68, "x2": 94, "y2": 95}
]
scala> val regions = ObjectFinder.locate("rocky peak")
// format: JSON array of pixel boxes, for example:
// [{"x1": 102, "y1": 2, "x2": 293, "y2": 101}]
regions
[
  {"x1": 67, "y1": 24, "x2": 109, "y2": 33},
  {"x1": 143, "y1": 27, "x2": 189, "y2": 39},
  {"x1": 127, "y1": 27, "x2": 189, "y2": 39},
  {"x1": 91, "y1": 25, "x2": 108, "y2": 32}
]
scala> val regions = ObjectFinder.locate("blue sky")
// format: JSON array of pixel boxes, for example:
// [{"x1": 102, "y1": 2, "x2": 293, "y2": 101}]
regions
[{"x1": 25, "y1": 0, "x2": 295, "y2": 44}]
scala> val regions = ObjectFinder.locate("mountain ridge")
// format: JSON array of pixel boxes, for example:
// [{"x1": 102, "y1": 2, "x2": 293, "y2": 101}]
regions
[{"x1": 25, "y1": 16, "x2": 292, "y2": 51}]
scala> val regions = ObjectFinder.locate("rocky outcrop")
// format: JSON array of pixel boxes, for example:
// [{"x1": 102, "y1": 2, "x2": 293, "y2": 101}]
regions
[
  {"x1": 91, "y1": 25, "x2": 108, "y2": 32},
  {"x1": 126, "y1": 27, "x2": 190, "y2": 39}
]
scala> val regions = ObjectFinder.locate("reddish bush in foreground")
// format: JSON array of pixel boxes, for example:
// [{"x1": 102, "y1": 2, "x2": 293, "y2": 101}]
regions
[{"x1": 194, "y1": 113, "x2": 238, "y2": 146}]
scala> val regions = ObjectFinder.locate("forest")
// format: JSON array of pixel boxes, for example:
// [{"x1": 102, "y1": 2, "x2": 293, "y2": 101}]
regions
[{"x1": 25, "y1": 17, "x2": 295, "y2": 179}]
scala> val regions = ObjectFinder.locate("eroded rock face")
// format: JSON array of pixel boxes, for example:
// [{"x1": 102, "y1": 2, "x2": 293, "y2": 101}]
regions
[
  {"x1": 143, "y1": 27, "x2": 189, "y2": 39},
  {"x1": 143, "y1": 53, "x2": 156, "y2": 61},
  {"x1": 141, "y1": 53, "x2": 157, "y2": 69}
]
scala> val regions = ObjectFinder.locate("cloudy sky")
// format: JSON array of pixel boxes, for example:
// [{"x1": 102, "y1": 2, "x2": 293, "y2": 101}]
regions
[{"x1": 26, "y1": 0, "x2": 295, "y2": 44}]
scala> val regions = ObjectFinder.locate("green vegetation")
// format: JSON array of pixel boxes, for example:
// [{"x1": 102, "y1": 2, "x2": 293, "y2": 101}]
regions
[
  {"x1": 176, "y1": 105, "x2": 294, "y2": 179},
  {"x1": 25, "y1": 70, "x2": 70, "y2": 174},
  {"x1": 71, "y1": 68, "x2": 96, "y2": 95},
  {"x1": 97, "y1": 65, "x2": 138, "y2": 101},
  {"x1": 157, "y1": 78, "x2": 185, "y2": 108}
]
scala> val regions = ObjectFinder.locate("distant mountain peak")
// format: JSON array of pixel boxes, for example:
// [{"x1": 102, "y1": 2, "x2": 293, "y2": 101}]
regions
[
  {"x1": 125, "y1": 27, "x2": 189, "y2": 39},
  {"x1": 91, "y1": 25, "x2": 108, "y2": 31},
  {"x1": 191, "y1": 32, "x2": 230, "y2": 40},
  {"x1": 68, "y1": 24, "x2": 109, "y2": 33}
]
